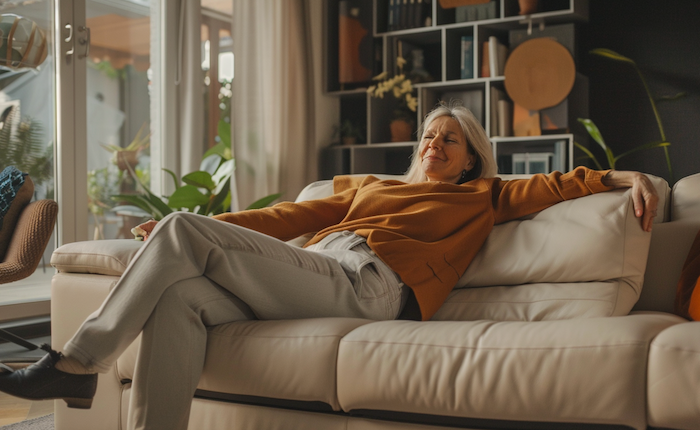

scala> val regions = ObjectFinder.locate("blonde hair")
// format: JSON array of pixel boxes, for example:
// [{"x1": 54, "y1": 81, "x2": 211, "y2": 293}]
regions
[{"x1": 404, "y1": 102, "x2": 498, "y2": 184}]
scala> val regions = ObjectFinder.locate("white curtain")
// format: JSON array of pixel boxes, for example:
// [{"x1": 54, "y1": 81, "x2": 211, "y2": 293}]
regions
[
  {"x1": 149, "y1": 0, "x2": 203, "y2": 195},
  {"x1": 231, "y1": 0, "x2": 316, "y2": 209}
]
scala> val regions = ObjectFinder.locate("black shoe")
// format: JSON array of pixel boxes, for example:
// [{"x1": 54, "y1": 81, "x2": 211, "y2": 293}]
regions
[{"x1": 0, "y1": 344, "x2": 97, "y2": 409}]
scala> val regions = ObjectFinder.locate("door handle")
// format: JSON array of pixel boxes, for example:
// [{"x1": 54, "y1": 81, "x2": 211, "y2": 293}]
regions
[{"x1": 64, "y1": 23, "x2": 74, "y2": 56}]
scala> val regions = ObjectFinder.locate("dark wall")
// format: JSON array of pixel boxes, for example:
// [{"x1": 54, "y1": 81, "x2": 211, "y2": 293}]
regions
[{"x1": 582, "y1": 0, "x2": 700, "y2": 184}]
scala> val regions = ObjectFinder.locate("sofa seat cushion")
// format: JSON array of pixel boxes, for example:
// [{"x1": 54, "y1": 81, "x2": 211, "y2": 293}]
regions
[
  {"x1": 190, "y1": 318, "x2": 375, "y2": 411},
  {"x1": 647, "y1": 320, "x2": 700, "y2": 430},
  {"x1": 337, "y1": 313, "x2": 683, "y2": 430},
  {"x1": 116, "y1": 319, "x2": 375, "y2": 412},
  {"x1": 51, "y1": 239, "x2": 143, "y2": 276}
]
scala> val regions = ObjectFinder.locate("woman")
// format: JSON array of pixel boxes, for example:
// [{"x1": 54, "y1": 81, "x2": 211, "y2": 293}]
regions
[{"x1": 0, "y1": 103, "x2": 658, "y2": 430}]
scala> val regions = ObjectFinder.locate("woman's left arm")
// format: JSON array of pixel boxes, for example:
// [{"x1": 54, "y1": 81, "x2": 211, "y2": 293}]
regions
[{"x1": 601, "y1": 170, "x2": 659, "y2": 232}]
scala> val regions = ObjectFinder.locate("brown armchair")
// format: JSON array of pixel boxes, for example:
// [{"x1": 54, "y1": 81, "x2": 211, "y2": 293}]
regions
[{"x1": 0, "y1": 174, "x2": 58, "y2": 351}]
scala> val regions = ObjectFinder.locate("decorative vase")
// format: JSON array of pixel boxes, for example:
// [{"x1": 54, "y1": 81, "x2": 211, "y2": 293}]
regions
[
  {"x1": 518, "y1": 0, "x2": 538, "y2": 15},
  {"x1": 390, "y1": 119, "x2": 414, "y2": 142}
]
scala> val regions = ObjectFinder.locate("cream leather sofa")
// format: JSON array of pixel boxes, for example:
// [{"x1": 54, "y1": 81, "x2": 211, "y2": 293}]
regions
[{"x1": 49, "y1": 173, "x2": 700, "y2": 430}]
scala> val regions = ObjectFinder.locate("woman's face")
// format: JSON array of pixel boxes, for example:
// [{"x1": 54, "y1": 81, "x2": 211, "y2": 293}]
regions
[{"x1": 420, "y1": 116, "x2": 475, "y2": 183}]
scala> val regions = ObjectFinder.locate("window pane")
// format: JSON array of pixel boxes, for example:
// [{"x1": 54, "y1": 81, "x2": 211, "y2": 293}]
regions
[
  {"x1": 202, "y1": 18, "x2": 232, "y2": 153},
  {"x1": 0, "y1": 0, "x2": 56, "y2": 311}
]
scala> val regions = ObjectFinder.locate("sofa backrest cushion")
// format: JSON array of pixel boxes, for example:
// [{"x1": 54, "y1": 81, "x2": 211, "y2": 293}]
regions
[
  {"x1": 297, "y1": 174, "x2": 662, "y2": 321},
  {"x1": 672, "y1": 172, "x2": 700, "y2": 221},
  {"x1": 439, "y1": 189, "x2": 650, "y2": 320},
  {"x1": 635, "y1": 173, "x2": 699, "y2": 314}
]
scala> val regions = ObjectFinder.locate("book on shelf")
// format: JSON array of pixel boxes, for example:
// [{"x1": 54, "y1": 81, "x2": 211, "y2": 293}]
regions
[
  {"x1": 455, "y1": 0, "x2": 497, "y2": 23},
  {"x1": 489, "y1": 86, "x2": 505, "y2": 136},
  {"x1": 497, "y1": 99, "x2": 513, "y2": 137},
  {"x1": 487, "y1": 36, "x2": 508, "y2": 77},
  {"x1": 388, "y1": 0, "x2": 430, "y2": 31},
  {"x1": 339, "y1": 0, "x2": 373, "y2": 85},
  {"x1": 400, "y1": 0, "x2": 409, "y2": 30},
  {"x1": 460, "y1": 35, "x2": 474, "y2": 79},
  {"x1": 388, "y1": 0, "x2": 395, "y2": 31},
  {"x1": 390, "y1": 0, "x2": 401, "y2": 31},
  {"x1": 480, "y1": 40, "x2": 489, "y2": 77},
  {"x1": 421, "y1": 0, "x2": 432, "y2": 27},
  {"x1": 480, "y1": 37, "x2": 507, "y2": 78},
  {"x1": 408, "y1": 0, "x2": 417, "y2": 28}
]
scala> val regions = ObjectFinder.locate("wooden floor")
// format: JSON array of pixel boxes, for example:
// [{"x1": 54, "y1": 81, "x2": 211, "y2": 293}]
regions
[{"x1": 0, "y1": 391, "x2": 54, "y2": 426}]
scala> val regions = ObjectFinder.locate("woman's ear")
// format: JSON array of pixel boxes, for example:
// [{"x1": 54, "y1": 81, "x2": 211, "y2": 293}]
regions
[{"x1": 465, "y1": 152, "x2": 476, "y2": 171}]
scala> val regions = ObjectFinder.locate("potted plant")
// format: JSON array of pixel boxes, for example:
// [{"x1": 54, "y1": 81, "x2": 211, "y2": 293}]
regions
[
  {"x1": 112, "y1": 122, "x2": 281, "y2": 221},
  {"x1": 102, "y1": 122, "x2": 150, "y2": 172},
  {"x1": 334, "y1": 119, "x2": 365, "y2": 145},
  {"x1": 576, "y1": 49, "x2": 681, "y2": 183},
  {"x1": 367, "y1": 56, "x2": 418, "y2": 142}
]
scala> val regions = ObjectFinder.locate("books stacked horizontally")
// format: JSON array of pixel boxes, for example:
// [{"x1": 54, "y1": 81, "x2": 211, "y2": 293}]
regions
[{"x1": 387, "y1": 0, "x2": 432, "y2": 31}]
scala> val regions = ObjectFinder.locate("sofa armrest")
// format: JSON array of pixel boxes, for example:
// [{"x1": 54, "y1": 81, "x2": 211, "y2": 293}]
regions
[
  {"x1": 647, "y1": 321, "x2": 700, "y2": 430},
  {"x1": 51, "y1": 239, "x2": 143, "y2": 276}
]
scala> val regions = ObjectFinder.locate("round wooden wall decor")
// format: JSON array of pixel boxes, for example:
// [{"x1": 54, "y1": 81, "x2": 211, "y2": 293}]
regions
[{"x1": 503, "y1": 38, "x2": 575, "y2": 111}]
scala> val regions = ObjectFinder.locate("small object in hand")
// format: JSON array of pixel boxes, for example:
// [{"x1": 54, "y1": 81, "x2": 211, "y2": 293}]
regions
[{"x1": 131, "y1": 226, "x2": 147, "y2": 241}]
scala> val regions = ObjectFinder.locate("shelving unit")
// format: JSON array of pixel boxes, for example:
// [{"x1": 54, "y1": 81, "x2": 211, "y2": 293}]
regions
[{"x1": 323, "y1": 0, "x2": 589, "y2": 179}]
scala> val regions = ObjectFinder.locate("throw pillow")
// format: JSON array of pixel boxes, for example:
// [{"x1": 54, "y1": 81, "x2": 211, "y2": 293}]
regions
[
  {"x1": 675, "y1": 228, "x2": 700, "y2": 320},
  {"x1": 0, "y1": 167, "x2": 34, "y2": 261}
]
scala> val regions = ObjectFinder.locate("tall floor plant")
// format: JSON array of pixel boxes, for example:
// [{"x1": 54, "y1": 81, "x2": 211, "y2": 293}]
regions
[{"x1": 576, "y1": 49, "x2": 682, "y2": 183}]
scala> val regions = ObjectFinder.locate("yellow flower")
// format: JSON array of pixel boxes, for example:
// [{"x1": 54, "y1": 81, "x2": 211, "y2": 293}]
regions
[
  {"x1": 367, "y1": 57, "x2": 416, "y2": 114},
  {"x1": 406, "y1": 94, "x2": 418, "y2": 112},
  {"x1": 396, "y1": 56, "x2": 407, "y2": 69},
  {"x1": 400, "y1": 79, "x2": 412, "y2": 94},
  {"x1": 372, "y1": 71, "x2": 388, "y2": 81}
]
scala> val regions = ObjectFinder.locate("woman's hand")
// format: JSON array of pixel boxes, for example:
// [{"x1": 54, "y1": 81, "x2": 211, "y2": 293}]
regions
[
  {"x1": 131, "y1": 219, "x2": 159, "y2": 241},
  {"x1": 602, "y1": 170, "x2": 659, "y2": 232}
]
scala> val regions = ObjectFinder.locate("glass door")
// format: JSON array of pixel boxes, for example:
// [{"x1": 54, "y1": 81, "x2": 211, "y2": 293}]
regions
[{"x1": 84, "y1": 0, "x2": 152, "y2": 241}]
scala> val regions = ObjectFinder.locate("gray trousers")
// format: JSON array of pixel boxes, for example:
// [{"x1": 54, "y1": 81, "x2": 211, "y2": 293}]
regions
[{"x1": 63, "y1": 212, "x2": 407, "y2": 430}]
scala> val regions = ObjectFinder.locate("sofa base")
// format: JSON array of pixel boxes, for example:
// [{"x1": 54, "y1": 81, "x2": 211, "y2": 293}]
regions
[{"x1": 186, "y1": 394, "x2": 639, "y2": 430}]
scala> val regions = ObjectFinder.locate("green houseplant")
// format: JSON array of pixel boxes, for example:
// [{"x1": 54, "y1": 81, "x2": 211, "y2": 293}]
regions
[
  {"x1": 112, "y1": 120, "x2": 281, "y2": 220},
  {"x1": 576, "y1": 49, "x2": 681, "y2": 182},
  {"x1": 334, "y1": 119, "x2": 364, "y2": 145}
]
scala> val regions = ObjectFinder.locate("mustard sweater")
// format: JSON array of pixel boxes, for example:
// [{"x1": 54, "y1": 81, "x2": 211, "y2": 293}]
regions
[{"x1": 213, "y1": 166, "x2": 612, "y2": 320}]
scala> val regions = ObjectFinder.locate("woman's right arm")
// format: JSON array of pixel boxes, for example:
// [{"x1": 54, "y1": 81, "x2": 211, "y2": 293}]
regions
[{"x1": 134, "y1": 187, "x2": 357, "y2": 242}]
